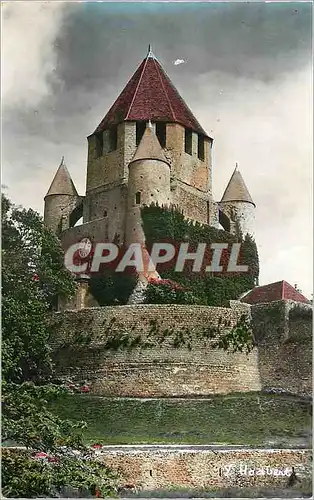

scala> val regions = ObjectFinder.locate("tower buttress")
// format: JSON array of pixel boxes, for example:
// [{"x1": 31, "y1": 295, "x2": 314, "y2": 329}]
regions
[{"x1": 126, "y1": 123, "x2": 170, "y2": 282}]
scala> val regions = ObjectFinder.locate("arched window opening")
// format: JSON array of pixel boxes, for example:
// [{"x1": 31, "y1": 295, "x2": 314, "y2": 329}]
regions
[
  {"x1": 135, "y1": 192, "x2": 141, "y2": 204},
  {"x1": 219, "y1": 210, "x2": 231, "y2": 233},
  {"x1": 103, "y1": 210, "x2": 108, "y2": 218},
  {"x1": 74, "y1": 216, "x2": 83, "y2": 227},
  {"x1": 69, "y1": 201, "x2": 84, "y2": 228}
]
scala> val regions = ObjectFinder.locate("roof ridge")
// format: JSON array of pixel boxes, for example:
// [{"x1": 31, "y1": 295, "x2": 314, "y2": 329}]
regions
[
  {"x1": 125, "y1": 57, "x2": 149, "y2": 121},
  {"x1": 153, "y1": 58, "x2": 177, "y2": 122}
]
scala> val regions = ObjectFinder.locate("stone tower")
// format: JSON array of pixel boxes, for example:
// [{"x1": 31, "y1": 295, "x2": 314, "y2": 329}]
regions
[
  {"x1": 81, "y1": 46, "x2": 214, "y2": 247},
  {"x1": 43, "y1": 47, "x2": 256, "y2": 308},
  {"x1": 219, "y1": 165, "x2": 255, "y2": 238},
  {"x1": 44, "y1": 157, "x2": 80, "y2": 234}
]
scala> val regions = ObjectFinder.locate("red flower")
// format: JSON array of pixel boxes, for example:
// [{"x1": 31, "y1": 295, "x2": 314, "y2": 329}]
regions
[
  {"x1": 80, "y1": 385, "x2": 90, "y2": 393},
  {"x1": 32, "y1": 273, "x2": 39, "y2": 282},
  {"x1": 148, "y1": 277, "x2": 185, "y2": 291},
  {"x1": 95, "y1": 488, "x2": 102, "y2": 497},
  {"x1": 33, "y1": 452, "x2": 49, "y2": 459},
  {"x1": 91, "y1": 443, "x2": 102, "y2": 449},
  {"x1": 48, "y1": 456, "x2": 59, "y2": 463}
]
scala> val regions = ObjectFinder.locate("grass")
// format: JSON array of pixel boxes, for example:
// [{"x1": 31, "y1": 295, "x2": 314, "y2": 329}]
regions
[{"x1": 48, "y1": 392, "x2": 312, "y2": 446}]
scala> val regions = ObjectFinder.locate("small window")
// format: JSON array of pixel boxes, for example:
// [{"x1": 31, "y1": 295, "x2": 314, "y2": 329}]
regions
[
  {"x1": 136, "y1": 122, "x2": 146, "y2": 146},
  {"x1": 198, "y1": 135, "x2": 205, "y2": 161},
  {"x1": 156, "y1": 122, "x2": 166, "y2": 148},
  {"x1": 104, "y1": 210, "x2": 108, "y2": 218},
  {"x1": 135, "y1": 192, "x2": 141, "y2": 204},
  {"x1": 95, "y1": 132, "x2": 103, "y2": 158},
  {"x1": 109, "y1": 126, "x2": 118, "y2": 151},
  {"x1": 185, "y1": 129, "x2": 192, "y2": 155}
]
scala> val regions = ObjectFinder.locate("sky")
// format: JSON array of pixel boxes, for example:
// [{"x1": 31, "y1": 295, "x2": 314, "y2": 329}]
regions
[{"x1": 2, "y1": 1, "x2": 313, "y2": 298}]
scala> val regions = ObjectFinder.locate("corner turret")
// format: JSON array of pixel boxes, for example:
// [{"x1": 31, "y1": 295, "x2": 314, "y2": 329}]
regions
[
  {"x1": 44, "y1": 157, "x2": 79, "y2": 234},
  {"x1": 219, "y1": 164, "x2": 255, "y2": 238}
]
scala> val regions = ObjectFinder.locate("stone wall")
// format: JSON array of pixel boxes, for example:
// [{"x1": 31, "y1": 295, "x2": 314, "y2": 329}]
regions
[
  {"x1": 98, "y1": 447, "x2": 311, "y2": 490},
  {"x1": 51, "y1": 302, "x2": 262, "y2": 396},
  {"x1": 252, "y1": 300, "x2": 312, "y2": 396},
  {"x1": 51, "y1": 300, "x2": 312, "y2": 397},
  {"x1": 173, "y1": 181, "x2": 211, "y2": 225}
]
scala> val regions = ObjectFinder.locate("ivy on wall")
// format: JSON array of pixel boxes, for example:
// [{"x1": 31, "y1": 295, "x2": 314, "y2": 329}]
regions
[
  {"x1": 141, "y1": 204, "x2": 259, "y2": 306},
  {"x1": 55, "y1": 314, "x2": 255, "y2": 355},
  {"x1": 87, "y1": 204, "x2": 259, "y2": 307}
]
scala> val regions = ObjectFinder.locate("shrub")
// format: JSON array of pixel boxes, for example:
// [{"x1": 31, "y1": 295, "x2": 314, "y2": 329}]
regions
[{"x1": 144, "y1": 278, "x2": 200, "y2": 304}]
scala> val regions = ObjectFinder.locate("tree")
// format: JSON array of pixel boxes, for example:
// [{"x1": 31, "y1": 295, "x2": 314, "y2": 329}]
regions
[
  {"x1": 1, "y1": 195, "x2": 119, "y2": 497},
  {"x1": 2, "y1": 195, "x2": 76, "y2": 382}
]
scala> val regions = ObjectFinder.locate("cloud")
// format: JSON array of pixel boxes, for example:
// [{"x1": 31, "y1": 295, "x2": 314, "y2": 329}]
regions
[
  {"x1": 1, "y1": 2, "x2": 65, "y2": 109},
  {"x1": 174, "y1": 59, "x2": 186, "y2": 66}
]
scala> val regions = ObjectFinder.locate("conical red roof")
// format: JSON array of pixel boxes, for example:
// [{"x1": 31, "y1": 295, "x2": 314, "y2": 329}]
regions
[{"x1": 94, "y1": 50, "x2": 209, "y2": 137}]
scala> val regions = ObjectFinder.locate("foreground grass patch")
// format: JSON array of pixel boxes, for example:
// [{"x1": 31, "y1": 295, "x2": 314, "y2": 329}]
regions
[{"x1": 48, "y1": 393, "x2": 312, "y2": 446}]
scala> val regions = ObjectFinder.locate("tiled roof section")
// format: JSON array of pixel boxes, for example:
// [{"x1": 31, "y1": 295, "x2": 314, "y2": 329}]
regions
[
  {"x1": 45, "y1": 157, "x2": 78, "y2": 199},
  {"x1": 221, "y1": 167, "x2": 255, "y2": 206},
  {"x1": 94, "y1": 52, "x2": 209, "y2": 137},
  {"x1": 130, "y1": 125, "x2": 170, "y2": 166},
  {"x1": 240, "y1": 280, "x2": 311, "y2": 304}
]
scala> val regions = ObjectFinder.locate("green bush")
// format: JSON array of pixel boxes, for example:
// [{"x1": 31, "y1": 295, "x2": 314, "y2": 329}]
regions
[
  {"x1": 144, "y1": 278, "x2": 201, "y2": 304},
  {"x1": 2, "y1": 448, "x2": 119, "y2": 498}
]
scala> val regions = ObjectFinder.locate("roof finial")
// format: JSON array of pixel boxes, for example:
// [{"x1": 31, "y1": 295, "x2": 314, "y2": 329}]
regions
[
  {"x1": 148, "y1": 119, "x2": 153, "y2": 129},
  {"x1": 147, "y1": 44, "x2": 156, "y2": 59},
  {"x1": 60, "y1": 156, "x2": 65, "y2": 167},
  {"x1": 235, "y1": 162, "x2": 238, "y2": 170}
]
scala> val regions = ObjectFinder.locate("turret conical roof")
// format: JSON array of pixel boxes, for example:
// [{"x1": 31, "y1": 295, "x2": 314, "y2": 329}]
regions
[
  {"x1": 45, "y1": 157, "x2": 78, "y2": 199},
  {"x1": 220, "y1": 166, "x2": 255, "y2": 206},
  {"x1": 93, "y1": 47, "x2": 209, "y2": 137},
  {"x1": 129, "y1": 124, "x2": 170, "y2": 166}
]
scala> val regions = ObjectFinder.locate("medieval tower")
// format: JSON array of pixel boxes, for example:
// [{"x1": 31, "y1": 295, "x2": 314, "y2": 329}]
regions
[{"x1": 44, "y1": 47, "x2": 255, "y2": 301}]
